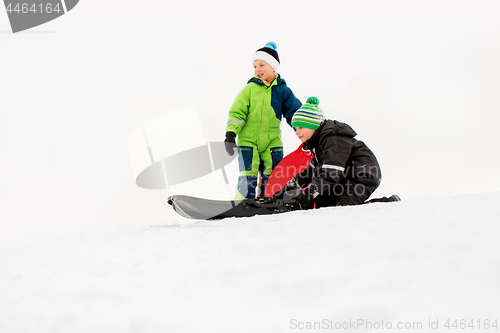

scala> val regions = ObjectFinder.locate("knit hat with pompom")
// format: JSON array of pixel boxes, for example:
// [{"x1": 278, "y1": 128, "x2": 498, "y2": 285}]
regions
[
  {"x1": 291, "y1": 97, "x2": 325, "y2": 130},
  {"x1": 252, "y1": 41, "x2": 280, "y2": 73}
]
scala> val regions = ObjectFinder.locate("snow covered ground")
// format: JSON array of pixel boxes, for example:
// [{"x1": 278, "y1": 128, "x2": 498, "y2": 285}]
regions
[{"x1": 2, "y1": 191, "x2": 499, "y2": 333}]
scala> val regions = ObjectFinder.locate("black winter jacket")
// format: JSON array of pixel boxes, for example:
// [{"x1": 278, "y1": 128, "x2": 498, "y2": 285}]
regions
[{"x1": 294, "y1": 120, "x2": 381, "y2": 197}]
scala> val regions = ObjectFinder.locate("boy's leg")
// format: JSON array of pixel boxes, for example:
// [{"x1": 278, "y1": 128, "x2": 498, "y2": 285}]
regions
[
  {"x1": 235, "y1": 145, "x2": 260, "y2": 200},
  {"x1": 258, "y1": 143, "x2": 284, "y2": 198},
  {"x1": 365, "y1": 195, "x2": 401, "y2": 203},
  {"x1": 314, "y1": 195, "x2": 339, "y2": 208},
  {"x1": 257, "y1": 160, "x2": 269, "y2": 198},
  {"x1": 336, "y1": 180, "x2": 379, "y2": 206},
  {"x1": 236, "y1": 174, "x2": 258, "y2": 199}
]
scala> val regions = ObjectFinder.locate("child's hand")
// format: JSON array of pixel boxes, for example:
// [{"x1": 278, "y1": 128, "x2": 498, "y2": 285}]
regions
[
  {"x1": 224, "y1": 132, "x2": 237, "y2": 156},
  {"x1": 272, "y1": 179, "x2": 299, "y2": 200},
  {"x1": 291, "y1": 185, "x2": 319, "y2": 210}
]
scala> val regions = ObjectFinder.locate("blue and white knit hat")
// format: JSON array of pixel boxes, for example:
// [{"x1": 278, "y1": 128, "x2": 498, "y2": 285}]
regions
[
  {"x1": 252, "y1": 41, "x2": 280, "y2": 73},
  {"x1": 291, "y1": 97, "x2": 325, "y2": 130}
]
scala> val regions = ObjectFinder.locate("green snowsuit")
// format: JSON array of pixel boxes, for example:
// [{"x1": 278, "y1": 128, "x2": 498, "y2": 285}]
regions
[{"x1": 226, "y1": 75, "x2": 302, "y2": 199}]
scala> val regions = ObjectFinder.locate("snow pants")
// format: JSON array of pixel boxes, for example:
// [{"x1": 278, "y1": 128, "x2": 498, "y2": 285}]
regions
[
  {"x1": 235, "y1": 140, "x2": 283, "y2": 200},
  {"x1": 314, "y1": 177, "x2": 381, "y2": 208}
]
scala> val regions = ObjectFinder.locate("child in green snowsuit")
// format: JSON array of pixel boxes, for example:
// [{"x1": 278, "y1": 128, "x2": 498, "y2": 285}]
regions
[{"x1": 224, "y1": 42, "x2": 302, "y2": 199}]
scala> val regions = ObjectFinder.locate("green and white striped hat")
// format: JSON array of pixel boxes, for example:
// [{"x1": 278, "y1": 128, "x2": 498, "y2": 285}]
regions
[{"x1": 291, "y1": 97, "x2": 325, "y2": 130}]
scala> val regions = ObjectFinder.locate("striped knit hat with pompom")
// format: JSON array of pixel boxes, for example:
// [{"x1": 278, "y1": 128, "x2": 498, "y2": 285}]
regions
[{"x1": 291, "y1": 97, "x2": 325, "y2": 130}]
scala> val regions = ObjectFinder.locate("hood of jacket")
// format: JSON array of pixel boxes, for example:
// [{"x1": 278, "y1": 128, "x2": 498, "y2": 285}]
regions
[{"x1": 305, "y1": 119, "x2": 357, "y2": 149}]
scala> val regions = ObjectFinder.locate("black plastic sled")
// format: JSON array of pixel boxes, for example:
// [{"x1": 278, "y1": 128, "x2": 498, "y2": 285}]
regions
[{"x1": 167, "y1": 195, "x2": 299, "y2": 220}]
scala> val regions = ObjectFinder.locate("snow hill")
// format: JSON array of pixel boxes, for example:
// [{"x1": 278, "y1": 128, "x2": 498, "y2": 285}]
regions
[{"x1": 1, "y1": 191, "x2": 499, "y2": 333}]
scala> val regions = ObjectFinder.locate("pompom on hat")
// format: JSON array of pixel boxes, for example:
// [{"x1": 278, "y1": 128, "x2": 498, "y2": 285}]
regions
[
  {"x1": 252, "y1": 41, "x2": 280, "y2": 73},
  {"x1": 291, "y1": 97, "x2": 325, "y2": 130}
]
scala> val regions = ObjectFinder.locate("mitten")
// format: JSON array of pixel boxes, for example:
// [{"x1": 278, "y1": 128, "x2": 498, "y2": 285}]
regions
[
  {"x1": 224, "y1": 132, "x2": 237, "y2": 156},
  {"x1": 292, "y1": 185, "x2": 319, "y2": 210},
  {"x1": 272, "y1": 178, "x2": 299, "y2": 200}
]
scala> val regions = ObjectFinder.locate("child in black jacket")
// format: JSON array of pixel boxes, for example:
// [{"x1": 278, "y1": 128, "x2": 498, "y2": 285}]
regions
[{"x1": 274, "y1": 97, "x2": 399, "y2": 209}]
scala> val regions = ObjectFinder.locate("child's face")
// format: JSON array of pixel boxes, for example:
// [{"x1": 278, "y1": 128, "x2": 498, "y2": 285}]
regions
[
  {"x1": 253, "y1": 60, "x2": 275, "y2": 82},
  {"x1": 295, "y1": 127, "x2": 316, "y2": 143}
]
